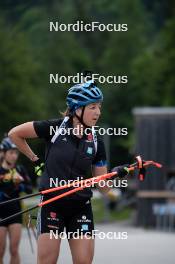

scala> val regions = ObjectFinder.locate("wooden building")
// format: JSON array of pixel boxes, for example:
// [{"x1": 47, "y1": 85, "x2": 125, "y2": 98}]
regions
[{"x1": 133, "y1": 107, "x2": 175, "y2": 226}]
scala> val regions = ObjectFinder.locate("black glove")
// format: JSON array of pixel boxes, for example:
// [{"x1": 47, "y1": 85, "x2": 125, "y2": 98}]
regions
[
  {"x1": 33, "y1": 159, "x2": 45, "y2": 177},
  {"x1": 111, "y1": 164, "x2": 129, "y2": 178}
]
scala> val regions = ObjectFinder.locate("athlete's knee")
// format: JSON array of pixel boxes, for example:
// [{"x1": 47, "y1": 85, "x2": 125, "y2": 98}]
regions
[
  {"x1": 73, "y1": 255, "x2": 93, "y2": 264},
  {"x1": 37, "y1": 252, "x2": 58, "y2": 264},
  {"x1": 9, "y1": 244, "x2": 19, "y2": 257},
  {"x1": 38, "y1": 246, "x2": 58, "y2": 264},
  {"x1": 0, "y1": 243, "x2": 6, "y2": 258},
  {"x1": 0, "y1": 248, "x2": 5, "y2": 259},
  {"x1": 37, "y1": 233, "x2": 60, "y2": 264},
  {"x1": 73, "y1": 260, "x2": 93, "y2": 264}
]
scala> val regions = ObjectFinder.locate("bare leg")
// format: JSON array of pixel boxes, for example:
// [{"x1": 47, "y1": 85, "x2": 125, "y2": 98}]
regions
[
  {"x1": 37, "y1": 233, "x2": 61, "y2": 264},
  {"x1": 69, "y1": 235, "x2": 94, "y2": 264},
  {"x1": 8, "y1": 224, "x2": 22, "y2": 264},
  {"x1": 0, "y1": 226, "x2": 7, "y2": 264}
]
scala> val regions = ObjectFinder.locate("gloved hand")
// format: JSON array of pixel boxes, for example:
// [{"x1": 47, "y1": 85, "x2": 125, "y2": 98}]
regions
[
  {"x1": 33, "y1": 159, "x2": 45, "y2": 177},
  {"x1": 111, "y1": 164, "x2": 129, "y2": 178}
]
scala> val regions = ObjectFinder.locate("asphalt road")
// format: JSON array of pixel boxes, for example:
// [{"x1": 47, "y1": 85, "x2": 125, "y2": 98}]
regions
[{"x1": 4, "y1": 223, "x2": 174, "y2": 264}]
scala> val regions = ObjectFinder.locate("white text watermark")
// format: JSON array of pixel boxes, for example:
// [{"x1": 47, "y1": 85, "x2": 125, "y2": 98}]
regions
[
  {"x1": 50, "y1": 229, "x2": 128, "y2": 240},
  {"x1": 50, "y1": 21, "x2": 128, "y2": 32},
  {"x1": 50, "y1": 126, "x2": 128, "y2": 137},
  {"x1": 49, "y1": 177, "x2": 128, "y2": 189},
  {"x1": 50, "y1": 73, "x2": 128, "y2": 85}
]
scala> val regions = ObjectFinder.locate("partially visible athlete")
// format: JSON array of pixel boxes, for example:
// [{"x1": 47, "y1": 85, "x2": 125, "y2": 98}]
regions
[{"x1": 0, "y1": 137, "x2": 32, "y2": 264}]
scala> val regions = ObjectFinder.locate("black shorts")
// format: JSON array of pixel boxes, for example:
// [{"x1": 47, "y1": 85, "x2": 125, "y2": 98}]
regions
[
  {"x1": 37, "y1": 195, "x2": 94, "y2": 239},
  {"x1": 0, "y1": 200, "x2": 22, "y2": 227}
]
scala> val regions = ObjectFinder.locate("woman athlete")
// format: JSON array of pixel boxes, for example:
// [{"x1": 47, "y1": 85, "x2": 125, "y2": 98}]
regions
[{"x1": 8, "y1": 80, "x2": 128, "y2": 264}]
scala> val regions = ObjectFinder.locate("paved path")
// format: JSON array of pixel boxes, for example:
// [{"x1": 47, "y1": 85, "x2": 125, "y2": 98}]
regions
[{"x1": 4, "y1": 224, "x2": 174, "y2": 264}]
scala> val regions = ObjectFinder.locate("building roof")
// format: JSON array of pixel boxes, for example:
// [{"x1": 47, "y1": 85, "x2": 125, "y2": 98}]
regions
[{"x1": 133, "y1": 107, "x2": 175, "y2": 116}]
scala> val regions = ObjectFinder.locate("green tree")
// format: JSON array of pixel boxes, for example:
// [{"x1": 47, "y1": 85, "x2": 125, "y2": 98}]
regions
[
  {"x1": 0, "y1": 17, "x2": 46, "y2": 137},
  {"x1": 131, "y1": 17, "x2": 175, "y2": 106}
]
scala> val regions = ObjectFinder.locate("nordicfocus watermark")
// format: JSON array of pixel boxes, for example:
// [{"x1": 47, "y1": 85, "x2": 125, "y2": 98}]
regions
[
  {"x1": 50, "y1": 229, "x2": 128, "y2": 240},
  {"x1": 50, "y1": 126, "x2": 128, "y2": 137},
  {"x1": 50, "y1": 177, "x2": 128, "y2": 189},
  {"x1": 49, "y1": 21, "x2": 128, "y2": 32},
  {"x1": 50, "y1": 73, "x2": 128, "y2": 84}
]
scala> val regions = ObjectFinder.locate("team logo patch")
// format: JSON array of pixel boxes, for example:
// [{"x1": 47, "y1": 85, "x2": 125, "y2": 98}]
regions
[
  {"x1": 77, "y1": 215, "x2": 91, "y2": 223},
  {"x1": 87, "y1": 147, "x2": 93, "y2": 155},
  {"x1": 81, "y1": 224, "x2": 89, "y2": 231}
]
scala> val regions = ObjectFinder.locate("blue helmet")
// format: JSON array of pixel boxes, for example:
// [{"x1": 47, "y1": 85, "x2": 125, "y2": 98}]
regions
[
  {"x1": 66, "y1": 80, "x2": 103, "y2": 113},
  {"x1": 1, "y1": 137, "x2": 17, "y2": 151}
]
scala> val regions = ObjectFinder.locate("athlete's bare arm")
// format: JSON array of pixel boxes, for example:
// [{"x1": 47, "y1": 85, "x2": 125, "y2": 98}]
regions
[
  {"x1": 92, "y1": 165, "x2": 111, "y2": 194},
  {"x1": 8, "y1": 122, "x2": 39, "y2": 161}
]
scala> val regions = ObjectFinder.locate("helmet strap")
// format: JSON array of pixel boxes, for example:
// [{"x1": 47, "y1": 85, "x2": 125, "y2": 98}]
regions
[{"x1": 75, "y1": 106, "x2": 89, "y2": 128}]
